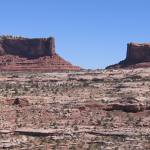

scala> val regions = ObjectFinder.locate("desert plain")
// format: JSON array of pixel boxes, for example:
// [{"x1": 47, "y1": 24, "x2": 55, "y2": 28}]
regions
[{"x1": 0, "y1": 68, "x2": 150, "y2": 149}]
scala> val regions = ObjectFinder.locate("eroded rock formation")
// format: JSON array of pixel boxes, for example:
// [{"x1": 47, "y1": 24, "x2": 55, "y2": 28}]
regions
[
  {"x1": 0, "y1": 35, "x2": 80, "y2": 71},
  {"x1": 107, "y1": 42, "x2": 150, "y2": 69}
]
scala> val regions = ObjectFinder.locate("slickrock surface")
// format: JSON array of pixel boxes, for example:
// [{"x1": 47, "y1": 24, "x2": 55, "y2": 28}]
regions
[
  {"x1": 0, "y1": 69, "x2": 150, "y2": 149},
  {"x1": 107, "y1": 43, "x2": 150, "y2": 69},
  {"x1": 0, "y1": 35, "x2": 80, "y2": 71}
]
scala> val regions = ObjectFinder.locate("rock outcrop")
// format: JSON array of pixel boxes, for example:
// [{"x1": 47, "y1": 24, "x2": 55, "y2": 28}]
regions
[
  {"x1": 0, "y1": 35, "x2": 80, "y2": 71},
  {"x1": 107, "y1": 42, "x2": 150, "y2": 69}
]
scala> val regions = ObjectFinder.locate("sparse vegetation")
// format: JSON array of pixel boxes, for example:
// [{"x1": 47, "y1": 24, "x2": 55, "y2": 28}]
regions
[{"x1": 0, "y1": 69, "x2": 150, "y2": 149}]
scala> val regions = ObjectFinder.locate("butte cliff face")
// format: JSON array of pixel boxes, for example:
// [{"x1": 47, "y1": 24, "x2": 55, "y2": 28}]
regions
[
  {"x1": 0, "y1": 37, "x2": 55, "y2": 58},
  {"x1": 107, "y1": 42, "x2": 150, "y2": 69},
  {"x1": 0, "y1": 35, "x2": 80, "y2": 71}
]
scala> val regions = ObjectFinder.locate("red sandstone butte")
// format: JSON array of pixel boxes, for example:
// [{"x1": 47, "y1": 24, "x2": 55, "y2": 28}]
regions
[
  {"x1": 0, "y1": 35, "x2": 80, "y2": 71},
  {"x1": 106, "y1": 42, "x2": 150, "y2": 69}
]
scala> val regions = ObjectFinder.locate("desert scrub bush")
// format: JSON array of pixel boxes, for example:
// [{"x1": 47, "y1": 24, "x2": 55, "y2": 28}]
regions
[
  {"x1": 5, "y1": 83, "x2": 13, "y2": 90},
  {"x1": 11, "y1": 74, "x2": 19, "y2": 78},
  {"x1": 74, "y1": 125, "x2": 79, "y2": 131},
  {"x1": 134, "y1": 117, "x2": 142, "y2": 127},
  {"x1": 126, "y1": 113, "x2": 134, "y2": 126},
  {"x1": 82, "y1": 82, "x2": 89, "y2": 87},
  {"x1": 50, "y1": 121, "x2": 58, "y2": 129},
  {"x1": 111, "y1": 135, "x2": 126, "y2": 142},
  {"x1": 23, "y1": 86, "x2": 30, "y2": 92},
  {"x1": 88, "y1": 143, "x2": 103, "y2": 150},
  {"x1": 97, "y1": 119, "x2": 102, "y2": 126},
  {"x1": 92, "y1": 78, "x2": 104, "y2": 82},
  {"x1": 129, "y1": 75, "x2": 142, "y2": 80},
  {"x1": 69, "y1": 145, "x2": 77, "y2": 150},
  {"x1": 14, "y1": 88, "x2": 19, "y2": 94}
]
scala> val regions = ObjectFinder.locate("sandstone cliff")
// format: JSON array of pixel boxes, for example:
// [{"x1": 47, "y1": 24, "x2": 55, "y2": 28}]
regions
[
  {"x1": 107, "y1": 42, "x2": 150, "y2": 69},
  {"x1": 0, "y1": 35, "x2": 80, "y2": 71},
  {"x1": 0, "y1": 36, "x2": 56, "y2": 58}
]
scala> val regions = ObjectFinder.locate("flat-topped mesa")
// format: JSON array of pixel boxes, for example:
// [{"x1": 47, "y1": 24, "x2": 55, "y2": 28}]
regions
[
  {"x1": 106, "y1": 42, "x2": 150, "y2": 69},
  {"x1": 0, "y1": 35, "x2": 80, "y2": 71},
  {"x1": 0, "y1": 36, "x2": 56, "y2": 58}
]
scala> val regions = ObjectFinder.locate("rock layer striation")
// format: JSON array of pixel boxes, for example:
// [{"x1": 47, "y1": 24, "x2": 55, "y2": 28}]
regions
[{"x1": 0, "y1": 35, "x2": 80, "y2": 71}]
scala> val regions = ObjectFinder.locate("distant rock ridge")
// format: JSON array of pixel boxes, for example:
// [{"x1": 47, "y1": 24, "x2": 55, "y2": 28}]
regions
[
  {"x1": 107, "y1": 42, "x2": 150, "y2": 69},
  {"x1": 0, "y1": 35, "x2": 80, "y2": 71}
]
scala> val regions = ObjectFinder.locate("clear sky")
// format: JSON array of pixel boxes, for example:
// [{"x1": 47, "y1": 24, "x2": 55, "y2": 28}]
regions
[{"x1": 0, "y1": 0, "x2": 150, "y2": 69}]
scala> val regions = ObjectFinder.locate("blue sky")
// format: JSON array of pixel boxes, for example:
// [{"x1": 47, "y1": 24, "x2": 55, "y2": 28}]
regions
[{"x1": 0, "y1": 0, "x2": 150, "y2": 69}]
